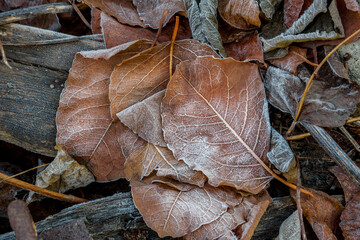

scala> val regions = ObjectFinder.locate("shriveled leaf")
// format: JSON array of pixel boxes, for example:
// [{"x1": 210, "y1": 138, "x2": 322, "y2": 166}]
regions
[
  {"x1": 268, "y1": 46, "x2": 307, "y2": 75},
  {"x1": 27, "y1": 146, "x2": 95, "y2": 202},
  {"x1": 162, "y1": 56, "x2": 272, "y2": 194},
  {"x1": 290, "y1": 189, "x2": 343, "y2": 240},
  {"x1": 124, "y1": 141, "x2": 207, "y2": 187},
  {"x1": 344, "y1": 0, "x2": 360, "y2": 10},
  {"x1": 340, "y1": 194, "x2": 360, "y2": 240},
  {"x1": 199, "y1": 0, "x2": 227, "y2": 57},
  {"x1": 276, "y1": 210, "x2": 301, "y2": 240},
  {"x1": 185, "y1": 190, "x2": 272, "y2": 240},
  {"x1": 117, "y1": 90, "x2": 166, "y2": 146},
  {"x1": 329, "y1": 166, "x2": 360, "y2": 239},
  {"x1": 218, "y1": 0, "x2": 261, "y2": 28},
  {"x1": 184, "y1": 0, "x2": 207, "y2": 43},
  {"x1": 56, "y1": 41, "x2": 152, "y2": 181},
  {"x1": 259, "y1": 0, "x2": 282, "y2": 19},
  {"x1": 267, "y1": 128, "x2": 294, "y2": 172},
  {"x1": 261, "y1": 0, "x2": 344, "y2": 52},
  {"x1": 284, "y1": 0, "x2": 304, "y2": 28},
  {"x1": 264, "y1": 66, "x2": 360, "y2": 127},
  {"x1": 131, "y1": 176, "x2": 244, "y2": 238},
  {"x1": 82, "y1": 0, "x2": 144, "y2": 27},
  {"x1": 224, "y1": 31, "x2": 264, "y2": 64},
  {"x1": 109, "y1": 40, "x2": 218, "y2": 118},
  {"x1": 132, "y1": 0, "x2": 185, "y2": 29}
]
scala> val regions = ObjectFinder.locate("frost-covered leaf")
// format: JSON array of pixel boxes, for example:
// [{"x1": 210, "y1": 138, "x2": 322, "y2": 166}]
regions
[
  {"x1": 109, "y1": 40, "x2": 218, "y2": 118},
  {"x1": 261, "y1": 0, "x2": 344, "y2": 52},
  {"x1": 267, "y1": 128, "x2": 294, "y2": 172},
  {"x1": 83, "y1": 0, "x2": 144, "y2": 27},
  {"x1": 27, "y1": 146, "x2": 95, "y2": 202},
  {"x1": 131, "y1": 176, "x2": 245, "y2": 238},
  {"x1": 124, "y1": 141, "x2": 207, "y2": 186},
  {"x1": 264, "y1": 66, "x2": 360, "y2": 127},
  {"x1": 276, "y1": 210, "x2": 301, "y2": 240},
  {"x1": 284, "y1": 0, "x2": 304, "y2": 28},
  {"x1": 185, "y1": 190, "x2": 272, "y2": 240},
  {"x1": 329, "y1": 165, "x2": 360, "y2": 203},
  {"x1": 268, "y1": 46, "x2": 307, "y2": 75},
  {"x1": 218, "y1": 0, "x2": 261, "y2": 28},
  {"x1": 290, "y1": 189, "x2": 343, "y2": 240},
  {"x1": 162, "y1": 56, "x2": 272, "y2": 194},
  {"x1": 132, "y1": 0, "x2": 185, "y2": 29},
  {"x1": 259, "y1": 0, "x2": 282, "y2": 19},
  {"x1": 224, "y1": 31, "x2": 264, "y2": 64},
  {"x1": 184, "y1": 0, "x2": 226, "y2": 57},
  {"x1": 56, "y1": 41, "x2": 151, "y2": 181},
  {"x1": 324, "y1": 46, "x2": 350, "y2": 80},
  {"x1": 344, "y1": 0, "x2": 360, "y2": 11}
]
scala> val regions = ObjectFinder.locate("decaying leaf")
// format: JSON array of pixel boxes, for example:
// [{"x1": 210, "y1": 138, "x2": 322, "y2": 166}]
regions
[
  {"x1": 264, "y1": 66, "x2": 360, "y2": 127},
  {"x1": 224, "y1": 31, "x2": 264, "y2": 64},
  {"x1": 132, "y1": 0, "x2": 185, "y2": 29},
  {"x1": 91, "y1": 8, "x2": 102, "y2": 34},
  {"x1": 83, "y1": 0, "x2": 144, "y2": 27},
  {"x1": 131, "y1": 176, "x2": 261, "y2": 238},
  {"x1": 124, "y1": 142, "x2": 207, "y2": 187},
  {"x1": 56, "y1": 40, "x2": 152, "y2": 181},
  {"x1": 290, "y1": 189, "x2": 343, "y2": 240},
  {"x1": 261, "y1": 0, "x2": 344, "y2": 52},
  {"x1": 267, "y1": 128, "x2": 294, "y2": 173},
  {"x1": 268, "y1": 46, "x2": 307, "y2": 75},
  {"x1": 218, "y1": 0, "x2": 261, "y2": 29},
  {"x1": 338, "y1": 40, "x2": 360, "y2": 85},
  {"x1": 162, "y1": 56, "x2": 272, "y2": 194},
  {"x1": 284, "y1": 0, "x2": 304, "y2": 28},
  {"x1": 109, "y1": 40, "x2": 218, "y2": 118},
  {"x1": 276, "y1": 210, "x2": 301, "y2": 240},
  {"x1": 185, "y1": 190, "x2": 272, "y2": 240},
  {"x1": 344, "y1": 0, "x2": 360, "y2": 11},
  {"x1": 324, "y1": 45, "x2": 350, "y2": 80},
  {"x1": 259, "y1": 0, "x2": 282, "y2": 19},
  {"x1": 329, "y1": 166, "x2": 360, "y2": 239},
  {"x1": 27, "y1": 146, "x2": 95, "y2": 202},
  {"x1": 184, "y1": 0, "x2": 227, "y2": 57}
]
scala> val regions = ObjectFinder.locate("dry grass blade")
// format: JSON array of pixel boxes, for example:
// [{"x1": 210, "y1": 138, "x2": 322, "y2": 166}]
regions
[
  {"x1": 287, "y1": 27, "x2": 360, "y2": 136},
  {"x1": 0, "y1": 163, "x2": 49, "y2": 183},
  {"x1": 151, "y1": 10, "x2": 169, "y2": 48}
]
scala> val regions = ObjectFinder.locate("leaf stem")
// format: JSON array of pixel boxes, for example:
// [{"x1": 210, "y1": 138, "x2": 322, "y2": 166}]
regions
[
  {"x1": 286, "y1": 27, "x2": 360, "y2": 136},
  {"x1": 169, "y1": 16, "x2": 179, "y2": 78},
  {"x1": 0, "y1": 172, "x2": 88, "y2": 203},
  {"x1": 151, "y1": 10, "x2": 169, "y2": 48}
]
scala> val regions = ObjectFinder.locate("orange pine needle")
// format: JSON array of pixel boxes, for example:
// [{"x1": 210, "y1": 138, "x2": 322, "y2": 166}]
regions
[
  {"x1": 0, "y1": 172, "x2": 88, "y2": 203},
  {"x1": 151, "y1": 10, "x2": 169, "y2": 48},
  {"x1": 169, "y1": 16, "x2": 180, "y2": 78},
  {"x1": 0, "y1": 163, "x2": 49, "y2": 183},
  {"x1": 287, "y1": 27, "x2": 360, "y2": 136}
]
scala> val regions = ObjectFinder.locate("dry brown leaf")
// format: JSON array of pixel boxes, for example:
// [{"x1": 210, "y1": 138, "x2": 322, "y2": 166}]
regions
[
  {"x1": 284, "y1": 0, "x2": 304, "y2": 28},
  {"x1": 109, "y1": 40, "x2": 218, "y2": 118},
  {"x1": 162, "y1": 56, "x2": 272, "y2": 194},
  {"x1": 91, "y1": 8, "x2": 102, "y2": 34},
  {"x1": 56, "y1": 41, "x2": 151, "y2": 181},
  {"x1": 224, "y1": 31, "x2": 264, "y2": 64},
  {"x1": 290, "y1": 188, "x2": 343, "y2": 240},
  {"x1": 83, "y1": 0, "x2": 144, "y2": 27},
  {"x1": 132, "y1": 0, "x2": 185, "y2": 29},
  {"x1": 131, "y1": 176, "x2": 245, "y2": 238},
  {"x1": 185, "y1": 190, "x2": 271, "y2": 240},
  {"x1": 218, "y1": 0, "x2": 261, "y2": 29},
  {"x1": 268, "y1": 46, "x2": 307, "y2": 75},
  {"x1": 329, "y1": 166, "x2": 360, "y2": 239},
  {"x1": 124, "y1": 141, "x2": 207, "y2": 187}
]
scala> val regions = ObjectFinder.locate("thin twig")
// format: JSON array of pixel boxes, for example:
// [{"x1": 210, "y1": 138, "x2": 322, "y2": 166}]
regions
[
  {"x1": 0, "y1": 163, "x2": 49, "y2": 183},
  {"x1": 169, "y1": 16, "x2": 179, "y2": 78},
  {"x1": 293, "y1": 51, "x2": 318, "y2": 67},
  {"x1": 0, "y1": 38, "x2": 12, "y2": 69},
  {"x1": 1, "y1": 34, "x2": 103, "y2": 46},
  {"x1": 151, "y1": 10, "x2": 169, "y2": 48},
  {"x1": 287, "y1": 27, "x2": 360, "y2": 136},
  {"x1": 69, "y1": 0, "x2": 91, "y2": 29},
  {"x1": 0, "y1": 172, "x2": 88, "y2": 203},
  {"x1": 0, "y1": 2, "x2": 74, "y2": 25},
  {"x1": 346, "y1": 116, "x2": 360, "y2": 124},
  {"x1": 295, "y1": 155, "x2": 307, "y2": 240},
  {"x1": 339, "y1": 126, "x2": 360, "y2": 152}
]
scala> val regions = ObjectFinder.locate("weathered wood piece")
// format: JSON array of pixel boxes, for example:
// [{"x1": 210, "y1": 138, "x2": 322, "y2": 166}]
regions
[
  {"x1": 0, "y1": 23, "x2": 104, "y2": 157},
  {"x1": 0, "y1": 3, "x2": 74, "y2": 26},
  {"x1": 1, "y1": 192, "x2": 343, "y2": 239}
]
